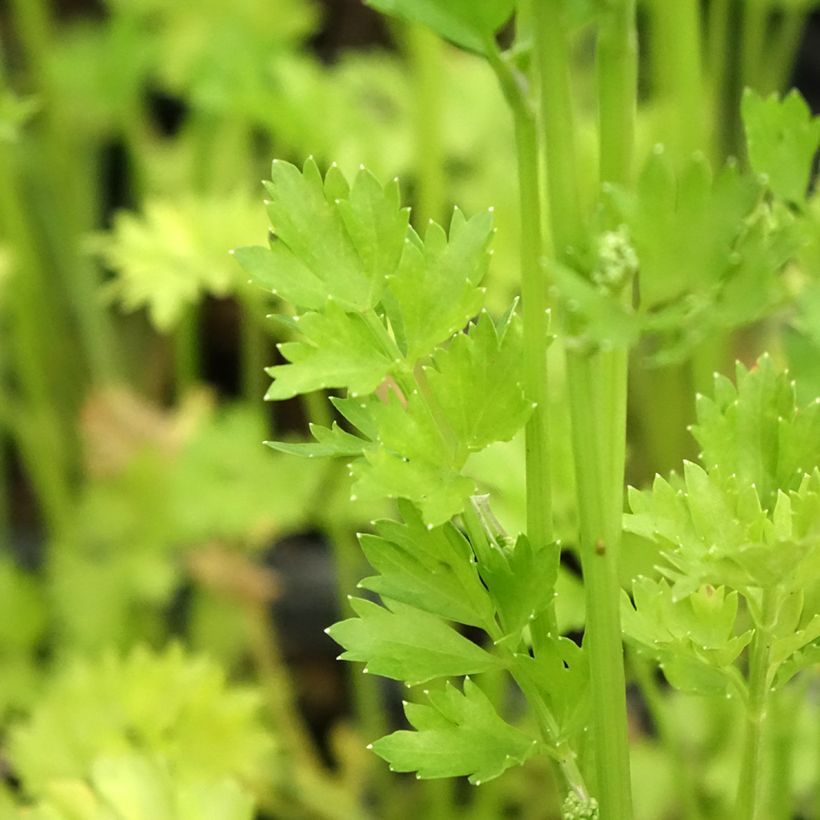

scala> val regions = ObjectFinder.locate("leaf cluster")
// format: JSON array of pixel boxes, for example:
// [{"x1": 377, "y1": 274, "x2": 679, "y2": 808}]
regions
[
  {"x1": 9, "y1": 645, "x2": 275, "y2": 809},
  {"x1": 623, "y1": 356, "x2": 820, "y2": 694},
  {"x1": 239, "y1": 159, "x2": 533, "y2": 526},
  {"x1": 325, "y1": 502, "x2": 584, "y2": 784},
  {"x1": 554, "y1": 90, "x2": 819, "y2": 360}
]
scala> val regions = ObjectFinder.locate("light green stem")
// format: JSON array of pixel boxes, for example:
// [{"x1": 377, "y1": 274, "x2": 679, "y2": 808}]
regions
[
  {"x1": 566, "y1": 348, "x2": 633, "y2": 820},
  {"x1": 645, "y1": 0, "x2": 703, "y2": 162},
  {"x1": 598, "y1": 0, "x2": 639, "y2": 183},
  {"x1": 461, "y1": 503, "x2": 589, "y2": 803},
  {"x1": 736, "y1": 591, "x2": 776, "y2": 820},
  {"x1": 485, "y1": 42, "x2": 557, "y2": 647}
]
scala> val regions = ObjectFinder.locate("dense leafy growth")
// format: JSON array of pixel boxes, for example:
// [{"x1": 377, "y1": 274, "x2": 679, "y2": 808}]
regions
[{"x1": 624, "y1": 356, "x2": 820, "y2": 693}]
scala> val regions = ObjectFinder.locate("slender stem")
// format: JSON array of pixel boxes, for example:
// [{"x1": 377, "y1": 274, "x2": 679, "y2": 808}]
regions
[
  {"x1": 461, "y1": 503, "x2": 589, "y2": 802},
  {"x1": 404, "y1": 24, "x2": 446, "y2": 226},
  {"x1": 736, "y1": 590, "x2": 776, "y2": 820},
  {"x1": 485, "y1": 45, "x2": 557, "y2": 643}
]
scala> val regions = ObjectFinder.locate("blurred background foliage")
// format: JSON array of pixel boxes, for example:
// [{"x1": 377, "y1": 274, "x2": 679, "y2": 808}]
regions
[{"x1": 0, "y1": 0, "x2": 818, "y2": 817}]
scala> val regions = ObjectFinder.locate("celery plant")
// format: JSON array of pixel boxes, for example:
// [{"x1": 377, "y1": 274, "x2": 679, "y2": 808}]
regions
[{"x1": 240, "y1": 2, "x2": 820, "y2": 818}]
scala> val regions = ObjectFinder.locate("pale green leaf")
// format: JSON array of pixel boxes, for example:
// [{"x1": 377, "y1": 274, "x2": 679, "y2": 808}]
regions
[
  {"x1": 386, "y1": 208, "x2": 491, "y2": 362},
  {"x1": 351, "y1": 447, "x2": 476, "y2": 527},
  {"x1": 358, "y1": 502, "x2": 494, "y2": 628},
  {"x1": 424, "y1": 309, "x2": 533, "y2": 451},
  {"x1": 248, "y1": 158, "x2": 407, "y2": 312},
  {"x1": 265, "y1": 302, "x2": 394, "y2": 399},
  {"x1": 371, "y1": 679, "x2": 538, "y2": 784},
  {"x1": 328, "y1": 598, "x2": 504, "y2": 685},
  {"x1": 742, "y1": 89, "x2": 820, "y2": 203}
]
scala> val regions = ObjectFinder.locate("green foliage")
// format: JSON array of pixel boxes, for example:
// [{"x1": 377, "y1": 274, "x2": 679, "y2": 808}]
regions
[
  {"x1": 26, "y1": 755, "x2": 254, "y2": 820},
  {"x1": 0, "y1": 559, "x2": 48, "y2": 714},
  {"x1": 742, "y1": 89, "x2": 820, "y2": 203},
  {"x1": 328, "y1": 597, "x2": 504, "y2": 685},
  {"x1": 249, "y1": 160, "x2": 532, "y2": 524},
  {"x1": 357, "y1": 502, "x2": 495, "y2": 629},
  {"x1": 371, "y1": 678, "x2": 539, "y2": 784},
  {"x1": 96, "y1": 191, "x2": 267, "y2": 329},
  {"x1": 365, "y1": 0, "x2": 516, "y2": 55},
  {"x1": 622, "y1": 579, "x2": 750, "y2": 694},
  {"x1": 9, "y1": 645, "x2": 275, "y2": 799},
  {"x1": 624, "y1": 356, "x2": 820, "y2": 693}
]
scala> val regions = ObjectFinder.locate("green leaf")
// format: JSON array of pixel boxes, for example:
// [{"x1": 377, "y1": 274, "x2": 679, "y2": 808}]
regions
[
  {"x1": 386, "y1": 208, "x2": 492, "y2": 362},
  {"x1": 351, "y1": 431, "x2": 476, "y2": 526},
  {"x1": 327, "y1": 597, "x2": 504, "y2": 685},
  {"x1": 692, "y1": 354, "x2": 820, "y2": 507},
  {"x1": 266, "y1": 422, "x2": 369, "y2": 458},
  {"x1": 346, "y1": 308, "x2": 531, "y2": 526},
  {"x1": 424, "y1": 309, "x2": 533, "y2": 451},
  {"x1": 614, "y1": 148, "x2": 761, "y2": 310},
  {"x1": 519, "y1": 637, "x2": 590, "y2": 737},
  {"x1": 265, "y1": 302, "x2": 394, "y2": 399},
  {"x1": 473, "y1": 533, "x2": 559, "y2": 643},
  {"x1": 241, "y1": 158, "x2": 407, "y2": 312},
  {"x1": 371, "y1": 679, "x2": 539, "y2": 784},
  {"x1": 358, "y1": 503, "x2": 495, "y2": 629},
  {"x1": 95, "y1": 190, "x2": 266, "y2": 330},
  {"x1": 9, "y1": 645, "x2": 275, "y2": 795},
  {"x1": 621, "y1": 578, "x2": 751, "y2": 695},
  {"x1": 742, "y1": 89, "x2": 820, "y2": 203},
  {"x1": 365, "y1": 0, "x2": 516, "y2": 55}
]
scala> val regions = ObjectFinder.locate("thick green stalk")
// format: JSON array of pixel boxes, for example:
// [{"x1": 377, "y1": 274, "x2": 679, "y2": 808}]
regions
[
  {"x1": 598, "y1": 0, "x2": 639, "y2": 182},
  {"x1": 531, "y1": 1, "x2": 636, "y2": 816},
  {"x1": 645, "y1": 0, "x2": 703, "y2": 162},
  {"x1": 405, "y1": 24, "x2": 446, "y2": 226},
  {"x1": 736, "y1": 591, "x2": 776, "y2": 820},
  {"x1": 566, "y1": 349, "x2": 632, "y2": 819}
]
